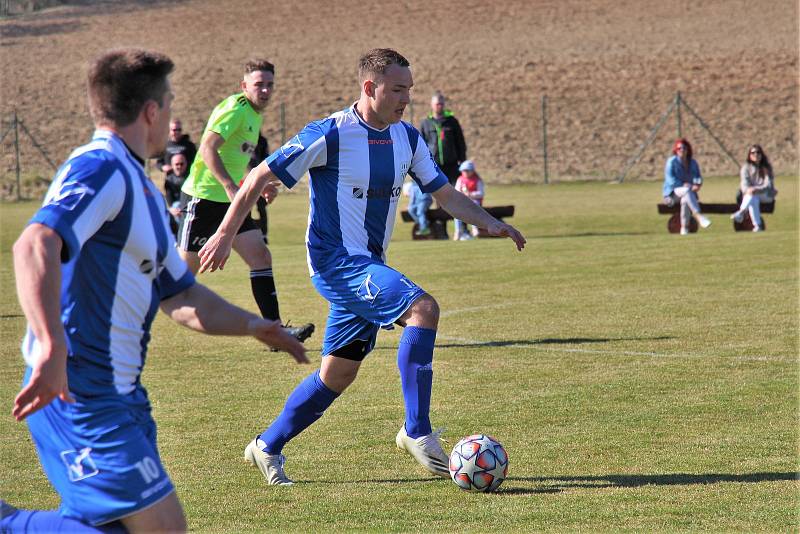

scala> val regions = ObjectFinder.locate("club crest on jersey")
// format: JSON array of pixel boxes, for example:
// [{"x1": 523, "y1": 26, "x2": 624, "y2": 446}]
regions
[
  {"x1": 47, "y1": 166, "x2": 97, "y2": 211},
  {"x1": 280, "y1": 135, "x2": 304, "y2": 158},
  {"x1": 61, "y1": 447, "x2": 99, "y2": 482}
]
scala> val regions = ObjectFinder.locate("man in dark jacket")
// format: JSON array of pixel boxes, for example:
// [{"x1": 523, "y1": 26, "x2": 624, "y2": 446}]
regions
[
  {"x1": 157, "y1": 118, "x2": 197, "y2": 174},
  {"x1": 419, "y1": 92, "x2": 467, "y2": 185}
]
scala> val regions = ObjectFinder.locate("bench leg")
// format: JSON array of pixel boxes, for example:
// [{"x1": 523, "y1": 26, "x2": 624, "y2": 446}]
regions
[
  {"x1": 733, "y1": 213, "x2": 765, "y2": 232},
  {"x1": 667, "y1": 213, "x2": 698, "y2": 233},
  {"x1": 431, "y1": 219, "x2": 449, "y2": 240}
]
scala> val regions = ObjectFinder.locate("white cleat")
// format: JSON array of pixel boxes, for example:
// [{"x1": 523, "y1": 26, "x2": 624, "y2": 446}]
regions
[
  {"x1": 244, "y1": 438, "x2": 294, "y2": 485},
  {"x1": 395, "y1": 426, "x2": 450, "y2": 478}
]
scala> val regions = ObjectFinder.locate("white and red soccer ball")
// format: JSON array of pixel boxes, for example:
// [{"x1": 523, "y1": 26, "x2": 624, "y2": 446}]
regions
[{"x1": 448, "y1": 434, "x2": 509, "y2": 492}]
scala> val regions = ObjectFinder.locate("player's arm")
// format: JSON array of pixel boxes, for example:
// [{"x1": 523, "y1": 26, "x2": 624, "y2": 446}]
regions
[
  {"x1": 197, "y1": 160, "x2": 279, "y2": 272},
  {"x1": 198, "y1": 131, "x2": 239, "y2": 201},
  {"x1": 160, "y1": 282, "x2": 309, "y2": 363},
  {"x1": 432, "y1": 184, "x2": 526, "y2": 251},
  {"x1": 11, "y1": 224, "x2": 75, "y2": 421}
]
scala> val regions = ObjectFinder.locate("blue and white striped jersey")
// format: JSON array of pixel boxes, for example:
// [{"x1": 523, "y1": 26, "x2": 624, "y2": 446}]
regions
[
  {"x1": 267, "y1": 104, "x2": 448, "y2": 275},
  {"x1": 22, "y1": 130, "x2": 195, "y2": 395}
]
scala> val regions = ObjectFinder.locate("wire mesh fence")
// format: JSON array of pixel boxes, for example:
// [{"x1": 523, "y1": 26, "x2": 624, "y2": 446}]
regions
[{"x1": 2, "y1": 86, "x2": 796, "y2": 200}]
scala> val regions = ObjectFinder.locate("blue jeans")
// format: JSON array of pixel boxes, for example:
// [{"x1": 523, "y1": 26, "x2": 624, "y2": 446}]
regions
[{"x1": 408, "y1": 194, "x2": 433, "y2": 231}]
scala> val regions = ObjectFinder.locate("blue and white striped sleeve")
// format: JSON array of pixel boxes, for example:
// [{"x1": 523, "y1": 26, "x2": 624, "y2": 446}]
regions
[
  {"x1": 29, "y1": 155, "x2": 125, "y2": 262},
  {"x1": 266, "y1": 120, "x2": 329, "y2": 189}
]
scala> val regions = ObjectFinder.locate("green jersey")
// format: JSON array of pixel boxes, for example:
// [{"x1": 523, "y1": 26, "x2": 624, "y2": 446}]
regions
[{"x1": 182, "y1": 93, "x2": 262, "y2": 202}]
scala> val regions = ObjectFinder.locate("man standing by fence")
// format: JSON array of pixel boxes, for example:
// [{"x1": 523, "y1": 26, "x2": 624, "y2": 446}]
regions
[{"x1": 419, "y1": 91, "x2": 467, "y2": 185}]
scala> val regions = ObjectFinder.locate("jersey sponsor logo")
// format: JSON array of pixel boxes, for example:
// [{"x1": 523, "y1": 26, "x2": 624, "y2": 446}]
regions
[
  {"x1": 367, "y1": 139, "x2": 393, "y2": 145},
  {"x1": 357, "y1": 273, "x2": 381, "y2": 302},
  {"x1": 280, "y1": 135, "x2": 304, "y2": 158},
  {"x1": 400, "y1": 162, "x2": 409, "y2": 175},
  {"x1": 60, "y1": 447, "x2": 99, "y2": 482},
  {"x1": 352, "y1": 186, "x2": 401, "y2": 200}
]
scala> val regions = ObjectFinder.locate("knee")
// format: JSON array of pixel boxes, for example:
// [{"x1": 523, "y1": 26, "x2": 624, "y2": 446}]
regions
[
  {"x1": 408, "y1": 294, "x2": 440, "y2": 328},
  {"x1": 320, "y1": 364, "x2": 359, "y2": 393},
  {"x1": 244, "y1": 245, "x2": 272, "y2": 269}
]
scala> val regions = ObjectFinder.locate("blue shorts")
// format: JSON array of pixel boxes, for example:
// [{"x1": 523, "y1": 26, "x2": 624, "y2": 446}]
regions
[
  {"x1": 23, "y1": 367, "x2": 175, "y2": 526},
  {"x1": 312, "y1": 255, "x2": 426, "y2": 357}
]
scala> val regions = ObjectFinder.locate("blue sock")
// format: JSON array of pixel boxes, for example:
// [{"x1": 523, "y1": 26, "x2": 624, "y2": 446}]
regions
[
  {"x1": 397, "y1": 326, "x2": 437, "y2": 438},
  {"x1": 0, "y1": 504, "x2": 126, "y2": 533},
  {"x1": 259, "y1": 369, "x2": 339, "y2": 454}
]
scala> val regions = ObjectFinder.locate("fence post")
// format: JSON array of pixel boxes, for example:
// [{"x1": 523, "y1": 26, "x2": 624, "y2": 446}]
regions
[
  {"x1": 13, "y1": 109, "x2": 21, "y2": 201},
  {"x1": 676, "y1": 91, "x2": 682, "y2": 138},
  {"x1": 541, "y1": 95, "x2": 549, "y2": 184},
  {"x1": 280, "y1": 102, "x2": 286, "y2": 145}
]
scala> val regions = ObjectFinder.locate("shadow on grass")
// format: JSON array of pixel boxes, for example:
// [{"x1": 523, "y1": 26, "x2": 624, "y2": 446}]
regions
[
  {"x1": 513, "y1": 472, "x2": 798, "y2": 489},
  {"x1": 434, "y1": 336, "x2": 674, "y2": 349},
  {"x1": 534, "y1": 231, "x2": 652, "y2": 239},
  {"x1": 0, "y1": 314, "x2": 24, "y2": 319}
]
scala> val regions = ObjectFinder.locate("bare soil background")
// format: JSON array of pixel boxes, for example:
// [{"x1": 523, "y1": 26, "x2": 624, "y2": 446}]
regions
[{"x1": 1, "y1": 0, "x2": 797, "y2": 197}]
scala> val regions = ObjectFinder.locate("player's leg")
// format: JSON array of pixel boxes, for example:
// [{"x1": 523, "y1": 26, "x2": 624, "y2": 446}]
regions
[
  {"x1": 0, "y1": 503, "x2": 127, "y2": 533},
  {"x1": 233, "y1": 227, "x2": 278, "y2": 320},
  {"x1": 120, "y1": 492, "x2": 186, "y2": 533},
  {"x1": 19, "y1": 372, "x2": 185, "y2": 531},
  {"x1": 175, "y1": 195, "x2": 207, "y2": 275},
  {"x1": 246, "y1": 308, "x2": 375, "y2": 485},
  {"x1": 233, "y1": 226, "x2": 315, "y2": 342}
]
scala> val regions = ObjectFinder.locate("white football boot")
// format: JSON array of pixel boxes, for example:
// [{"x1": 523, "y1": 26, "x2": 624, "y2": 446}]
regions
[
  {"x1": 244, "y1": 438, "x2": 294, "y2": 485},
  {"x1": 395, "y1": 426, "x2": 450, "y2": 478}
]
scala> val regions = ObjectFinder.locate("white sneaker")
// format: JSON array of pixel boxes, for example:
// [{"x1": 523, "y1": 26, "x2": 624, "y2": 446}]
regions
[
  {"x1": 395, "y1": 426, "x2": 450, "y2": 478},
  {"x1": 698, "y1": 215, "x2": 712, "y2": 229},
  {"x1": 752, "y1": 226, "x2": 762, "y2": 233},
  {"x1": 680, "y1": 227, "x2": 689, "y2": 235},
  {"x1": 730, "y1": 211, "x2": 744, "y2": 223},
  {"x1": 244, "y1": 438, "x2": 294, "y2": 485}
]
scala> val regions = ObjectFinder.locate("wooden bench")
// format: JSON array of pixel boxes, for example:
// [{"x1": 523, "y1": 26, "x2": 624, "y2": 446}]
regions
[
  {"x1": 657, "y1": 201, "x2": 775, "y2": 233},
  {"x1": 400, "y1": 205, "x2": 515, "y2": 240}
]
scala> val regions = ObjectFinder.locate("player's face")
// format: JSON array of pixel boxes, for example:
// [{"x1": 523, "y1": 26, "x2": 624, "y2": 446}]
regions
[
  {"x1": 148, "y1": 81, "x2": 174, "y2": 158},
  {"x1": 372, "y1": 64, "x2": 412, "y2": 127},
  {"x1": 242, "y1": 70, "x2": 274, "y2": 112}
]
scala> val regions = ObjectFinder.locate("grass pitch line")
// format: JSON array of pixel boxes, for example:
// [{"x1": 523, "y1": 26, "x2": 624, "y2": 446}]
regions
[
  {"x1": 435, "y1": 334, "x2": 787, "y2": 362},
  {"x1": 440, "y1": 302, "x2": 516, "y2": 318}
]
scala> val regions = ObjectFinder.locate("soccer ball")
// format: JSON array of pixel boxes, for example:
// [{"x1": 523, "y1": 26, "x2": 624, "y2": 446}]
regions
[{"x1": 448, "y1": 434, "x2": 509, "y2": 492}]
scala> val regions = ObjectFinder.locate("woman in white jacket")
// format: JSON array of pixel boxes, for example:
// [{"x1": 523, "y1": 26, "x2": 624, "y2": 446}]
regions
[{"x1": 731, "y1": 144, "x2": 776, "y2": 232}]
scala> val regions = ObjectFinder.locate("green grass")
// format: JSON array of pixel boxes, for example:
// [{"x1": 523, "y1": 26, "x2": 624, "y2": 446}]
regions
[{"x1": 1, "y1": 177, "x2": 798, "y2": 532}]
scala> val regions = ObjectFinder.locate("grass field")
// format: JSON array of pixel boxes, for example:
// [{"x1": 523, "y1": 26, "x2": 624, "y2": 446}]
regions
[{"x1": 1, "y1": 177, "x2": 798, "y2": 532}]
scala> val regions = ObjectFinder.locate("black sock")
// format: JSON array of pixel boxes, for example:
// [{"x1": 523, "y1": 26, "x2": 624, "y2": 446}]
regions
[{"x1": 250, "y1": 268, "x2": 280, "y2": 321}]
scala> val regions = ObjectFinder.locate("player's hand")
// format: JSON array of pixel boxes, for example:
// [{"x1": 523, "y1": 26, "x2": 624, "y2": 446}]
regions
[
  {"x1": 261, "y1": 181, "x2": 279, "y2": 204},
  {"x1": 486, "y1": 220, "x2": 526, "y2": 251},
  {"x1": 198, "y1": 231, "x2": 233, "y2": 273},
  {"x1": 248, "y1": 318, "x2": 310, "y2": 363},
  {"x1": 12, "y1": 350, "x2": 74, "y2": 421}
]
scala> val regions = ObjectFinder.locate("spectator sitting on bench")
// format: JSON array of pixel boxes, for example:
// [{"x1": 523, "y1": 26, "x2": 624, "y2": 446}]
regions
[
  {"x1": 454, "y1": 160, "x2": 485, "y2": 240},
  {"x1": 662, "y1": 138, "x2": 711, "y2": 235},
  {"x1": 406, "y1": 179, "x2": 433, "y2": 236},
  {"x1": 731, "y1": 144, "x2": 776, "y2": 232}
]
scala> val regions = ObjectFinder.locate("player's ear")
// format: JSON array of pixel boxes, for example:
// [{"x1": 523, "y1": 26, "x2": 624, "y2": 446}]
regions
[
  {"x1": 143, "y1": 100, "x2": 159, "y2": 125},
  {"x1": 364, "y1": 79, "x2": 377, "y2": 99},
  {"x1": 240, "y1": 78, "x2": 247, "y2": 92}
]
